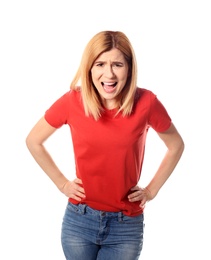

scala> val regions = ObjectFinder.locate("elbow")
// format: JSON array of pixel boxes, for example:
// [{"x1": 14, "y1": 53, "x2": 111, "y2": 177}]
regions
[
  {"x1": 169, "y1": 135, "x2": 185, "y2": 159},
  {"x1": 178, "y1": 137, "x2": 185, "y2": 157},
  {"x1": 25, "y1": 134, "x2": 32, "y2": 151},
  {"x1": 25, "y1": 133, "x2": 36, "y2": 152}
]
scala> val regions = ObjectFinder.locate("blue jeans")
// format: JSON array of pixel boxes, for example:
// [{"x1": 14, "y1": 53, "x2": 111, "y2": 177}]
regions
[{"x1": 61, "y1": 202, "x2": 144, "y2": 260}]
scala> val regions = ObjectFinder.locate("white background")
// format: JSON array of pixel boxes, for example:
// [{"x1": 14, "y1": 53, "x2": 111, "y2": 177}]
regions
[{"x1": 1, "y1": 0, "x2": 210, "y2": 259}]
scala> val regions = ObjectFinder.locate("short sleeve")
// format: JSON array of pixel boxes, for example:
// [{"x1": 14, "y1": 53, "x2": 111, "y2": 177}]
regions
[
  {"x1": 44, "y1": 91, "x2": 71, "y2": 128},
  {"x1": 148, "y1": 94, "x2": 172, "y2": 132}
]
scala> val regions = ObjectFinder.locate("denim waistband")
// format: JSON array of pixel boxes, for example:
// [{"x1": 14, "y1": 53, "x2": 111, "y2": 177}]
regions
[{"x1": 70, "y1": 202, "x2": 124, "y2": 220}]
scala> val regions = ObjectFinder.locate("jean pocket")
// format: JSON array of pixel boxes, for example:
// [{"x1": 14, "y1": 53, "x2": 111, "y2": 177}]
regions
[
  {"x1": 122, "y1": 213, "x2": 144, "y2": 224},
  {"x1": 66, "y1": 202, "x2": 87, "y2": 215}
]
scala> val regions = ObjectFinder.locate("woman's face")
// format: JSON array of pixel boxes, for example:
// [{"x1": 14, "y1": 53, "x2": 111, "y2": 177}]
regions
[{"x1": 91, "y1": 48, "x2": 129, "y2": 109}]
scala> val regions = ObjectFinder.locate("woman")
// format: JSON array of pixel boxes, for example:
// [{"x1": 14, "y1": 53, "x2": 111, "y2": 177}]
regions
[{"x1": 26, "y1": 31, "x2": 184, "y2": 260}]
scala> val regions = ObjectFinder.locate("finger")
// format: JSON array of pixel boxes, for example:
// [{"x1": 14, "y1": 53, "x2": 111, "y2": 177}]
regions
[
  {"x1": 128, "y1": 194, "x2": 140, "y2": 202},
  {"x1": 128, "y1": 192, "x2": 138, "y2": 200},
  {"x1": 70, "y1": 194, "x2": 84, "y2": 201},
  {"x1": 139, "y1": 203, "x2": 146, "y2": 209},
  {"x1": 69, "y1": 188, "x2": 85, "y2": 200},
  {"x1": 75, "y1": 185, "x2": 85, "y2": 195},
  {"x1": 74, "y1": 178, "x2": 83, "y2": 184},
  {"x1": 128, "y1": 189, "x2": 142, "y2": 199},
  {"x1": 139, "y1": 198, "x2": 147, "y2": 208},
  {"x1": 73, "y1": 178, "x2": 85, "y2": 193},
  {"x1": 75, "y1": 190, "x2": 86, "y2": 199},
  {"x1": 78, "y1": 186, "x2": 85, "y2": 193},
  {"x1": 130, "y1": 185, "x2": 140, "y2": 191}
]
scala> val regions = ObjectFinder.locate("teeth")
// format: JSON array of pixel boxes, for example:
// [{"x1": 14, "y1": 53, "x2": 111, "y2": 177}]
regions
[
  {"x1": 103, "y1": 82, "x2": 115, "y2": 85},
  {"x1": 103, "y1": 82, "x2": 116, "y2": 87}
]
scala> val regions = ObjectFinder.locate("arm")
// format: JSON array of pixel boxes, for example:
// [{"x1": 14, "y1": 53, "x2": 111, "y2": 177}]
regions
[
  {"x1": 25, "y1": 116, "x2": 85, "y2": 200},
  {"x1": 128, "y1": 122, "x2": 185, "y2": 207}
]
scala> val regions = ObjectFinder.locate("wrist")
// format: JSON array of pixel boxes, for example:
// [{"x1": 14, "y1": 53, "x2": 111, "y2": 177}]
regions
[
  {"x1": 54, "y1": 175, "x2": 69, "y2": 192},
  {"x1": 145, "y1": 186, "x2": 157, "y2": 200}
]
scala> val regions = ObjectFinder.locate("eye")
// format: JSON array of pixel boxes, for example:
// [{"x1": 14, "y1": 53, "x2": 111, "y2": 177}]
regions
[
  {"x1": 113, "y1": 63, "x2": 123, "y2": 67},
  {"x1": 96, "y1": 62, "x2": 104, "y2": 67}
]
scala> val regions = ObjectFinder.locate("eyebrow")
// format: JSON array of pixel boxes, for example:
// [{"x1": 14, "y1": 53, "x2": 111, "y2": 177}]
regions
[{"x1": 94, "y1": 60, "x2": 125, "y2": 64}]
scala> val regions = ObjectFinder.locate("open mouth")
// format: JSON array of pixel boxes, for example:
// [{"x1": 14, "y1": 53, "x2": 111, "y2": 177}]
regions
[{"x1": 101, "y1": 82, "x2": 117, "y2": 93}]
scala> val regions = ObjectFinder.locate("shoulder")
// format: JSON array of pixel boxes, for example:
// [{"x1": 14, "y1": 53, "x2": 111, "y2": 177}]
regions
[
  {"x1": 135, "y1": 87, "x2": 156, "y2": 104},
  {"x1": 135, "y1": 88, "x2": 172, "y2": 131},
  {"x1": 136, "y1": 87, "x2": 155, "y2": 96},
  {"x1": 54, "y1": 89, "x2": 82, "y2": 105},
  {"x1": 45, "y1": 89, "x2": 82, "y2": 113},
  {"x1": 44, "y1": 89, "x2": 82, "y2": 127},
  {"x1": 62, "y1": 89, "x2": 81, "y2": 99}
]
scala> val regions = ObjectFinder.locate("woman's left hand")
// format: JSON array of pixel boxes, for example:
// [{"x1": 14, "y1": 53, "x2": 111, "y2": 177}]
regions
[{"x1": 128, "y1": 186, "x2": 152, "y2": 208}]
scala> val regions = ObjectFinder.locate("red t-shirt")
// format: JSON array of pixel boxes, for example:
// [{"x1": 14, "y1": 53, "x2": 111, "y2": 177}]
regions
[{"x1": 45, "y1": 87, "x2": 171, "y2": 216}]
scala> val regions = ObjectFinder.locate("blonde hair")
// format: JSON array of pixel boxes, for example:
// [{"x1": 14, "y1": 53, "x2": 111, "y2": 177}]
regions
[{"x1": 70, "y1": 31, "x2": 138, "y2": 120}]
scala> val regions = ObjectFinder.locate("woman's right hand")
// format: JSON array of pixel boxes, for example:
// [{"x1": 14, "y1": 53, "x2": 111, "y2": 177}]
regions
[{"x1": 61, "y1": 178, "x2": 86, "y2": 201}]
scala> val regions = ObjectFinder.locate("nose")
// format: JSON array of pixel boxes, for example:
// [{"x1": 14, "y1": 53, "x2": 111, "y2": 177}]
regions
[{"x1": 104, "y1": 65, "x2": 115, "y2": 78}]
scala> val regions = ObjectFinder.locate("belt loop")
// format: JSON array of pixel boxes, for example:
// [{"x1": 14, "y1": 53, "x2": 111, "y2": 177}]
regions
[
  {"x1": 118, "y1": 212, "x2": 123, "y2": 222},
  {"x1": 78, "y1": 204, "x2": 87, "y2": 215}
]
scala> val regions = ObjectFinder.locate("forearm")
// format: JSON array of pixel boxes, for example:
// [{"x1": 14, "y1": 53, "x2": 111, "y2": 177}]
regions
[
  {"x1": 146, "y1": 143, "x2": 184, "y2": 199},
  {"x1": 27, "y1": 143, "x2": 68, "y2": 191}
]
